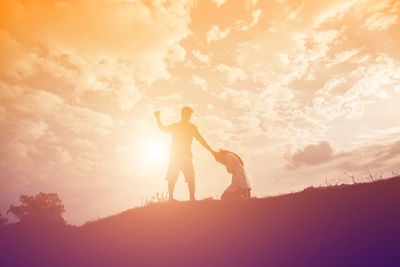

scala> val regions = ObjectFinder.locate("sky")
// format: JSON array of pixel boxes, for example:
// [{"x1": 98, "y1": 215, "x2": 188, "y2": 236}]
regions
[{"x1": 1, "y1": 0, "x2": 400, "y2": 225}]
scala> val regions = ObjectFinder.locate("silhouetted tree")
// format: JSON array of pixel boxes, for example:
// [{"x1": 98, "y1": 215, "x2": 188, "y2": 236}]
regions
[{"x1": 8, "y1": 192, "x2": 66, "y2": 224}]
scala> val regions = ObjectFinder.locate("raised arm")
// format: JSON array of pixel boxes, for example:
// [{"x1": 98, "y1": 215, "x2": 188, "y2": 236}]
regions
[
  {"x1": 154, "y1": 111, "x2": 173, "y2": 132},
  {"x1": 194, "y1": 126, "x2": 215, "y2": 155}
]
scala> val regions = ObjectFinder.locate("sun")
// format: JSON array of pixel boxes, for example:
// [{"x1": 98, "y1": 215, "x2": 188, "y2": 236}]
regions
[
  {"x1": 147, "y1": 142, "x2": 164, "y2": 158},
  {"x1": 144, "y1": 138, "x2": 168, "y2": 161}
]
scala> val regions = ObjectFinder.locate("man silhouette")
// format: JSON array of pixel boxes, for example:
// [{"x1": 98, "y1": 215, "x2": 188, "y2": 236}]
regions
[{"x1": 155, "y1": 106, "x2": 215, "y2": 201}]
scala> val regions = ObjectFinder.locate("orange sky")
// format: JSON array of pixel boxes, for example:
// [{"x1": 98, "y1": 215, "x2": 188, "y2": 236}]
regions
[{"x1": 1, "y1": 0, "x2": 400, "y2": 225}]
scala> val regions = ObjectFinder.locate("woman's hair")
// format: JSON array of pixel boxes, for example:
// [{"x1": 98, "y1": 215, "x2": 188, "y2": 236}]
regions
[{"x1": 214, "y1": 149, "x2": 244, "y2": 166}]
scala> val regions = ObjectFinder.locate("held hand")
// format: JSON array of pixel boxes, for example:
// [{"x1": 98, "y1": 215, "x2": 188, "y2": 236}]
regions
[{"x1": 154, "y1": 110, "x2": 160, "y2": 118}]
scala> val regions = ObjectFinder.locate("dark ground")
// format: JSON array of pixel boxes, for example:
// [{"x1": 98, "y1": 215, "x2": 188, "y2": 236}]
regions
[{"x1": 1, "y1": 176, "x2": 399, "y2": 266}]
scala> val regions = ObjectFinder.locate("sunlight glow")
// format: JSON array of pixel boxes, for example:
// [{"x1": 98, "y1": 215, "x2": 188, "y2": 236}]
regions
[
  {"x1": 143, "y1": 138, "x2": 168, "y2": 163},
  {"x1": 147, "y1": 142, "x2": 164, "y2": 159}
]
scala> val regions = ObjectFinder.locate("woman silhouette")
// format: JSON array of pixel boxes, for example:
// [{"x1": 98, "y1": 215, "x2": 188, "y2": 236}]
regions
[{"x1": 214, "y1": 149, "x2": 251, "y2": 200}]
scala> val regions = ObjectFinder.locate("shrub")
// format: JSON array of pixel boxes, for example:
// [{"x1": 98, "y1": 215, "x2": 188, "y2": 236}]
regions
[{"x1": 8, "y1": 192, "x2": 66, "y2": 224}]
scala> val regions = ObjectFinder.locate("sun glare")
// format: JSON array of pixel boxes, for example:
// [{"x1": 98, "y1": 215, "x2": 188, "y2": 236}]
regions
[
  {"x1": 144, "y1": 138, "x2": 168, "y2": 162},
  {"x1": 147, "y1": 143, "x2": 164, "y2": 158}
]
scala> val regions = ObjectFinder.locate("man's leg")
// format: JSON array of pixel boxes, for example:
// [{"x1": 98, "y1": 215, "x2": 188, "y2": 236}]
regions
[
  {"x1": 168, "y1": 180, "x2": 176, "y2": 201},
  {"x1": 182, "y1": 159, "x2": 195, "y2": 201},
  {"x1": 166, "y1": 161, "x2": 179, "y2": 201},
  {"x1": 188, "y1": 181, "x2": 195, "y2": 201}
]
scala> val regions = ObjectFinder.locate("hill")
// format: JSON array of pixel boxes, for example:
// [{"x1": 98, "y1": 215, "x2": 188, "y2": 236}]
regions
[{"x1": 1, "y1": 176, "x2": 400, "y2": 266}]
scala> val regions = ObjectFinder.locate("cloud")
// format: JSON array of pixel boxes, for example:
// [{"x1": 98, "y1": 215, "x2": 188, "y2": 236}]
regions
[
  {"x1": 216, "y1": 64, "x2": 248, "y2": 82},
  {"x1": 0, "y1": 0, "x2": 194, "y2": 84},
  {"x1": 250, "y1": 8, "x2": 262, "y2": 26},
  {"x1": 334, "y1": 140, "x2": 400, "y2": 173},
  {"x1": 316, "y1": 77, "x2": 346, "y2": 95},
  {"x1": 245, "y1": 0, "x2": 259, "y2": 9},
  {"x1": 235, "y1": 8, "x2": 262, "y2": 30},
  {"x1": 329, "y1": 49, "x2": 360, "y2": 66},
  {"x1": 192, "y1": 50, "x2": 211, "y2": 65},
  {"x1": 363, "y1": 12, "x2": 398, "y2": 31},
  {"x1": 207, "y1": 25, "x2": 231, "y2": 44},
  {"x1": 355, "y1": 127, "x2": 400, "y2": 146},
  {"x1": 192, "y1": 75, "x2": 208, "y2": 91},
  {"x1": 0, "y1": 29, "x2": 37, "y2": 77},
  {"x1": 55, "y1": 146, "x2": 72, "y2": 165},
  {"x1": 3, "y1": 86, "x2": 64, "y2": 117},
  {"x1": 0, "y1": 142, "x2": 32, "y2": 163},
  {"x1": 285, "y1": 141, "x2": 335, "y2": 170},
  {"x1": 212, "y1": 0, "x2": 228, "y2": 7},
  {"x1": 57, "y1": 105, "x2": 115, "y2": 136},
  {"x1": 70, "y1": 138, "x2": 97, "y2": 152},
  {"x1": 237, "y1": 26, "x2": 341, "y2": 87},
  {"x1": 385, "y1": 141, "x2": 400, "y2": 161},
  {"x1": 283, "y1": 133, "x2": 400, "y2": 177}
]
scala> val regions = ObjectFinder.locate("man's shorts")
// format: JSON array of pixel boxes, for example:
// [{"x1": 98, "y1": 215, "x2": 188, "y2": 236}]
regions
[{"x1": 166, "y1": 158, "x2": 195, "y2": 184}]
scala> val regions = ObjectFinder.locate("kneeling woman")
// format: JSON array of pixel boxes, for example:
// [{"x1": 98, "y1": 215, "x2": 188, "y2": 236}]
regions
[{"x1": 214, "y1": 150, "x2": 251, "y2": 200}]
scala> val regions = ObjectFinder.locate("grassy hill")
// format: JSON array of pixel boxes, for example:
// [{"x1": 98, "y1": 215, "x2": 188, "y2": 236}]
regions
[{"x1": 1, "y1": 176, "x2": 400, "y2": 266}]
